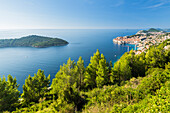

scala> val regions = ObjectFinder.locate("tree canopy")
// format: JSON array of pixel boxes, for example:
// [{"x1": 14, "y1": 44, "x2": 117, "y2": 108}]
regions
[
  {"x1": 1, "y1": 39, "x2": 170, "y2": 113},
  {"x1": 0, "y1": 75, "x2": 20, "y2": 111},
  {"x1": 21, "y1": 69, "x2": 50, "y2": 104}
]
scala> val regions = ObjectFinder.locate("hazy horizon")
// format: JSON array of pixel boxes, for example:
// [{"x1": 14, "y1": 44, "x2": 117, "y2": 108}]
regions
[{"x1": 0, "y1": 28, "x2": 169, "y2": 30}]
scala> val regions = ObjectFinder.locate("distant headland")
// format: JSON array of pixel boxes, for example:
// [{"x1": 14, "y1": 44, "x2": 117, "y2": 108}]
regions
[
  {"x1": 0, "y1": 35, "x2": 69, "y2": 48},
  {"x1": 113, "y1": 28, "x2": 167, "y2": 45},
  {"x1": 113, "y1": 28, "x2": 170, "y2": 54}
]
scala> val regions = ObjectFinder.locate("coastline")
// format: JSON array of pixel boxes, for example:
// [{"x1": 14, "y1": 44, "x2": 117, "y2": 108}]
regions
[{"x1": 113, "y1": 29, "x2": 170, "y2": 54}]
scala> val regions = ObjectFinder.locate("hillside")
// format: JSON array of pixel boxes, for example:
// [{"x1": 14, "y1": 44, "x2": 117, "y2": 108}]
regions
[
  {"x1": 137, "y1": 28, "x2": 165, "y2": 34},
  {"x1": 147, "y1": 28, "x2": 161, "y2": 32},
  {"x1": 0, "y1": 35, "x2": 68, "y2": 48}
]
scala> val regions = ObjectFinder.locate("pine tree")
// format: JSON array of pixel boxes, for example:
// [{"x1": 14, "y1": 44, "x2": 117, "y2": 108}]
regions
[
  {"x1": 63, "y1": 85, "x2": 82, "y2": 112},
  {"x1": 109, "y1": 61, "x2": 113, "y2": 72},
  {"x1": 51, "y1": 58, "x2": 78, "y2": 95},
  {"x1": 0, "y1": 75, "x2": 20, "y2": 111},
  {"x1": 120, "y1": 59, "x2": 132, "y2": 81},
  {"x1": 96, "y1": 54, "x2": 109, "y2": 88},
  {"x1": 113, "y1": 52, "x2": 132, "y2": 84},
  {"x1": 76, "y1": 56, "x2": 85, "y2": 91},
  {"x1": 22, "y1": 69, "x2": 50, "y2": 104},
  {"x1": 84, "y1": 49, "x2": 101, "y2": 89},
  {"x1": 113, "y1": 59, "x2": 121, "y2": 85}
]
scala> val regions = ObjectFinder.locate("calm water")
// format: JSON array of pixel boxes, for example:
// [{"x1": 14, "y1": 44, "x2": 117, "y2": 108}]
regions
[{"x1": 0, "y1": 29, "x2": 139, "y2": 92}]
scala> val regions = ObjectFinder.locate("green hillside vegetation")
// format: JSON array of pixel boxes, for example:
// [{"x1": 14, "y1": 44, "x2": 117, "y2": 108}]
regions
[
  {"x1": 138, "y1": 30, "x2": 148, "y2": 33},
  {"x1": 148, "y1": 28, "x2": 161, "y2": 32},
  {"x1": 1, "y1": 39, "x2": 170, "y2": 113},
  {"x1": 137, "y1": 28, "x2": 164, "y2": 34},
  {"x1": 0, "y1": 35, "x2": 68, "y2": 48}
]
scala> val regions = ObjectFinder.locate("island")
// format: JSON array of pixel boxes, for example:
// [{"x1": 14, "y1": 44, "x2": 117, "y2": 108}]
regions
[{"x1": 0, "y1": 35, "x2": 69, "y2": 48}]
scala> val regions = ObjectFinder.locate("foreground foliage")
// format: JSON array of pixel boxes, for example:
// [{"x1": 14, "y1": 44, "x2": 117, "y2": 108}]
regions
[
  {"x1": 0, "y1": 75, "x2": 20, "y2": 112},
  {"x1": 1, "y1": 39, "x2": 170, "y2": 113}
]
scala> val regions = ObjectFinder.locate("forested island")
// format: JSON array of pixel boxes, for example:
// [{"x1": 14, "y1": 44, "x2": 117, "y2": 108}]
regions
[
  {"x1": 0, "y1": 39, "x2": 170, "y2": 112},
  {"x1": 0, "y1": 35, "x2": 68, "y2": 48}
]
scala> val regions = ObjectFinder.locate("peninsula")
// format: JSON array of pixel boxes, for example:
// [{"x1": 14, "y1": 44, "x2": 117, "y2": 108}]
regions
[
  {"x1": 0, "y1": 35, "x2": 69, "y2": 48},
  {"x1": 113, "y1": 28, "x2": 170, "y2": 54}
]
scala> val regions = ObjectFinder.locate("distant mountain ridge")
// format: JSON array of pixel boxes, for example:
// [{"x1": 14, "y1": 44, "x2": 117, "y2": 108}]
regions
[
  {"x1": 162, "y1": 28, "x2": 170, "y2": 32},
  {"x1": 137, "y1": 28, "x2": 166, "y2": 34},
  {"x1": 148, "y1": 28, "x2": 161, "y2": 32},
  {"x1": 152, "y1": 28, "x2": 170, "y2": 32},
  {"x1": 0, "y1": 35, "x2": 68, "y2": 48}
]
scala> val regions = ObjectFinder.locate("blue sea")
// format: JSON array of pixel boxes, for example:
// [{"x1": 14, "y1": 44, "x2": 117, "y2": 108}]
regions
[{"x1": 0, "y1": 29, "x2": 139, "y2": 92}]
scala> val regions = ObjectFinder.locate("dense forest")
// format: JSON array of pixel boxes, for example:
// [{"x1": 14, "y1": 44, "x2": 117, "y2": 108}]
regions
[
  {"x1": 0, "y1": 35, "x2": 68, "y2": 48},
  {"x1": 0, "y1": 39, "x2": 170, "y2": 113}
]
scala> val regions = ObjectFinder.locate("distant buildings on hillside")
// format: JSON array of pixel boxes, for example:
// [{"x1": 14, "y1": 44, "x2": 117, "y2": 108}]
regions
[{"x1": 113, "y1": 28, "x2": 170, "y2": 54}]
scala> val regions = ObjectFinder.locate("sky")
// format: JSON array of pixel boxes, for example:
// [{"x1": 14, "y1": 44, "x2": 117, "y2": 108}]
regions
[{"x1": 0, "y1": 0, "x2": 170, "y2": 29}]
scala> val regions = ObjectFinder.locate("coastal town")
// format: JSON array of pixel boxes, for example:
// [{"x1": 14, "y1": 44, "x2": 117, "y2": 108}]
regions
[{"x1": 113, "y1": 28, "x2": 170, "y2": 54}]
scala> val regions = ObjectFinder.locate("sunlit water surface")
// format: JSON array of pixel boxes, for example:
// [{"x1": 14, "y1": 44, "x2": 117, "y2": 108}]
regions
[{"x1": 0, "y1": 29, "x2": 139, "y2": 92}]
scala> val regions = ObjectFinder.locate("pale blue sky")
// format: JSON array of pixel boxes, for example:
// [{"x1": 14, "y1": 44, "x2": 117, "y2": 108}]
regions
[{"x1": 0, "y1": 0, "x2": 170, "y2": 29}]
